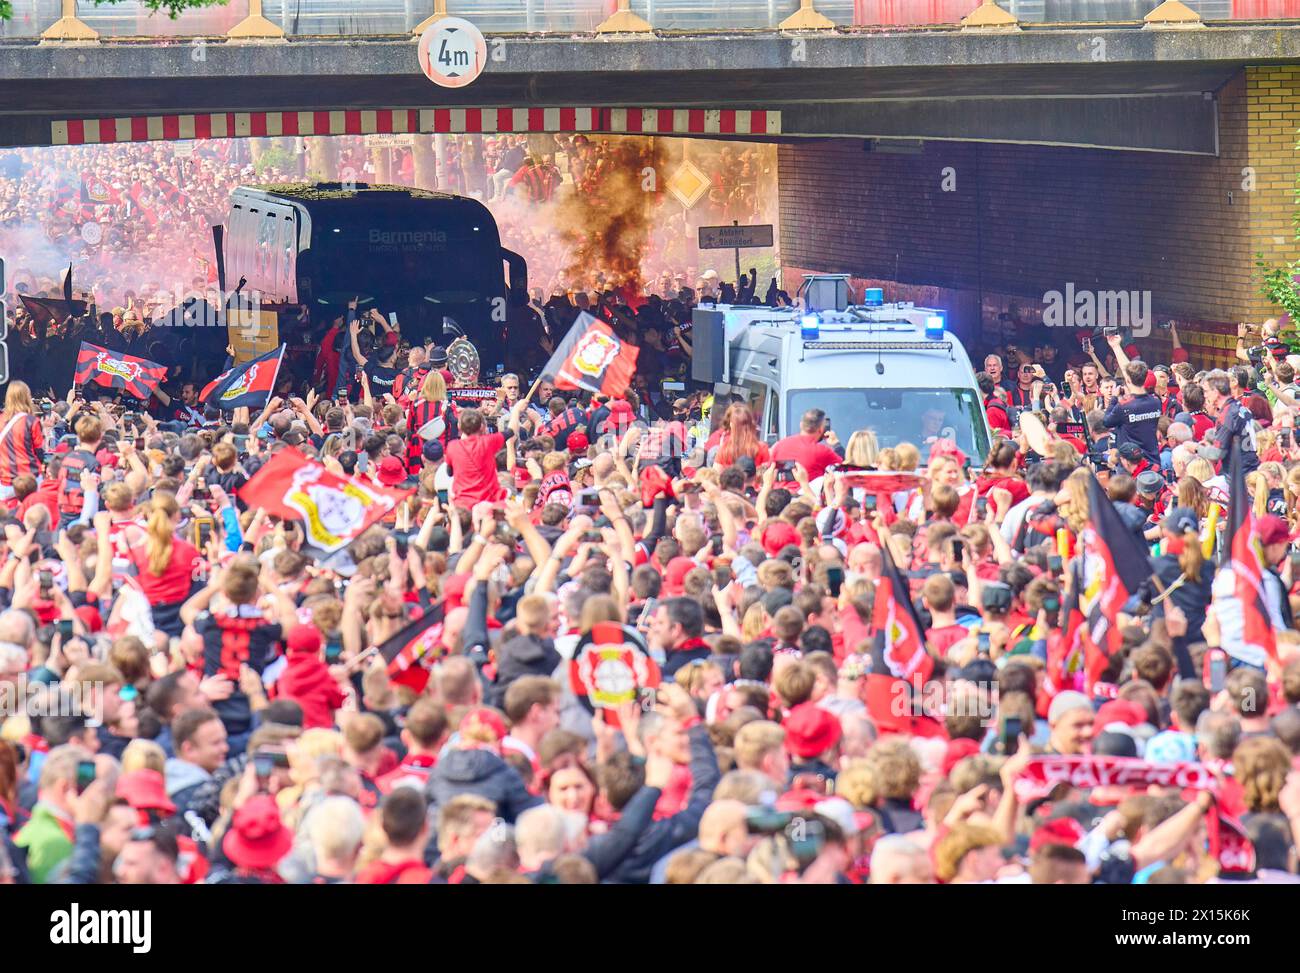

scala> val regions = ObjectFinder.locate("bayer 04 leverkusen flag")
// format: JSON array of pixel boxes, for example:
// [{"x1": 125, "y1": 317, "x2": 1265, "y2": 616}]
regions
[
  {"x1": 238, "y1": 447, "x2": 412, "y2": 557},
  {"x1": 860, "y1": 537, "x2": 936, "y2": 734},
  {"x1": 540, "y1": 311, "x2": 639, "y2": 398},
  {"x1": 378, "y1": 602, "x2": 447, "y2": 694},
  {"x1": 74, "y1": 342, "x2": 167, "y2": 400},
  {"x1": 1079, "y1": 473, "x2": 1153, "y2": 689},
  {"x1": 1224, "y1": 435, "x2": 1279, "y2": 665},
  {"x1": 200, "y1": 345, "x2": 283, "y2": 411}
]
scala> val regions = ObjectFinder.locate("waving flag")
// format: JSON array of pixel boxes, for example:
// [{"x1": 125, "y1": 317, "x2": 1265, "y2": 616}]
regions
[
  {"x1": 859, "y1": 537, "x2": 940, "y2": 737},
  {"x1": 239, "y1": 447, "x2": 412, "y2": 557},
  {"x1": 378, "y1": 602, "x2": 448, "y2": 694},
  {"x1": 80, "y1": 172, "x2": 122, "y2": 206},
  {"x1": 1220, "y1": 436, "x2": 1279, "y2": 666},
  {"x1": 1078, "y1": 474, "x2": 1152, "y2": 691},
  {"x1": 540, "y1": 311, "x2": 639, "y2": 398},
  {"x1": 128, "y1": 182, "x2": 160, "y2": 226},
  {"x1": 200, "y1": 345, "x2": 283, "y2": 410},
  {"x1": 74, "y1": 342, "x2": 167, "y2": 399}
]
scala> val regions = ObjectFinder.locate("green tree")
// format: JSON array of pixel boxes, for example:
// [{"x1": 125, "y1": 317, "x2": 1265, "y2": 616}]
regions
[{"x1": 0, "y1": 0, "x2": 231, "y2": 20}]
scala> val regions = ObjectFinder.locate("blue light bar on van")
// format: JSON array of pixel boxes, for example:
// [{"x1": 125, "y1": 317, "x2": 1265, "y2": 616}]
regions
[
  {"x1": 925, "y1": 315, "x2": 945, "y2": 340},
  {"x1": 801, "y1": 314, "x2": 820, "y2": 340},
  {"x1": 863, "y1": 288, "x2": 884, "y2": 306}
]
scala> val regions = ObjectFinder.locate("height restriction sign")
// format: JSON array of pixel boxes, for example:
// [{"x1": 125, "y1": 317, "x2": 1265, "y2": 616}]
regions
[{"x1": 417, "y1": 18, "x2": 487, "y2": 89}]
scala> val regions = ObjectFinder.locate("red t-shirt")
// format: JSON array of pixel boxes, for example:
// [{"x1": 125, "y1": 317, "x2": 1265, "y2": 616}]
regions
[
  {"x1": 127, "y1": 536, "x2": 202, "y2": 603},
  {"x1": 927, "y1": 623, "x2": 970, "y2": 656},
  {"x1": 771, "y1": 433, "x2": 841, "y2": 481},
  {"x1": 446, "y1": 432, "x2": 506, "y2": 508},
  {"x1": 1189, "y1": 412, "x2": 1215, "y2": 442}
]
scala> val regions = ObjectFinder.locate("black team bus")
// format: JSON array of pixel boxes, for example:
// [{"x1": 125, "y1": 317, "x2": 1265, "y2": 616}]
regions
[{"x1": 221, "y1": 182, "x2": 528, "y2": 368}]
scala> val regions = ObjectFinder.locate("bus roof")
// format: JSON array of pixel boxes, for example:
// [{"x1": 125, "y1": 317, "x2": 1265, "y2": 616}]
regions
[{"x1": 235, "y1": 182, "x2": 470, "y2": 203}]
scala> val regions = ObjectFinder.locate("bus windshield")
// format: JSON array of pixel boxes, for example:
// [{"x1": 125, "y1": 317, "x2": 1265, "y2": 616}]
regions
[
  {"x1": 787, "y1": 386, "x2": 991, "y2": 462},
  {"x1": 313, "y1": 221, "x2": 496, "y2": 305}
]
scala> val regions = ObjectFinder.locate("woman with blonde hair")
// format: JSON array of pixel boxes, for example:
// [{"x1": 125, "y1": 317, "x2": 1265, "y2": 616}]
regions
[
  {"x1": 0, "y1": 379, "x2": 44, "y2": 502},
  {"x1": 118, "y1": 492, "x2": 202, "y2": 637},
  {"x1": 121, "y1": 738, "x2": 167, "y2": 775},
  {"x1": 842, "y1": 430, "x2": 879, "y2": 469},
  {"x1": 405, "y1": 367, "x2": 458, "y2": 472}
]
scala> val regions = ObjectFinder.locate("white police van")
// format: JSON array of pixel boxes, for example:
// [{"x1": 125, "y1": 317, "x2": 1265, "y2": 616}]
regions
[{"x1": 690, "y1": 276, "x2": 992, "y2": 463}]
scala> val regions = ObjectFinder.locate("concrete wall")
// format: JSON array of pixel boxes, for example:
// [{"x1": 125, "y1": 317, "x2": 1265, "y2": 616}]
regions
[{"x1": 778, "y1": 69, "x2": 1299, "y2": 367}]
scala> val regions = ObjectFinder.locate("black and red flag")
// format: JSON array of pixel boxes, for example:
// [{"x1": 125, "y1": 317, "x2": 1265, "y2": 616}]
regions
[
  {"x1": 1223, "y1": 435, "x2": 1279, "y2": 666},
  {"x1": 540, "y1": 311, "x2": 639, "y2": 398},
  {"x1": 200, "y1": 345, "x2": 283, "y2": 411},
  {"x1": 74, "y1": 342, "x2": 167, "y2": 400},
  {"x1": 128, "y1": 182, "x2": 160, "y2": 226},
  {"x1": 378, "y1": 602, "x2": 448, "y2": 694},
  {"x1": 19, "y1": 263, "x2": 87, "y2": 332},
  {"x1": 860, "y1": 537, "x2": 942, "y2": 738},
  {"x1": 80, "y1": 172, "x2": 122, "y2": 206},
  {"x1": 154, "y1": 177, "x2": 188, "y2": 210},
  {"x1": 1078, "y1": 474, "x2": 1152, "y2": 690}
]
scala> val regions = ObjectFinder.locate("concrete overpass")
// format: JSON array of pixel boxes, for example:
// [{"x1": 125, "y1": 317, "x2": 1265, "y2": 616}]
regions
[{"x1": 3, "y1": 26, "x2": 1300, "y2": 152}]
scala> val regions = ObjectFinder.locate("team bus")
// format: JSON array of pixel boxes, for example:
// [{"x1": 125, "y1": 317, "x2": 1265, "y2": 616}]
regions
[{"x1": 221, "y1": 182, "x2": 528, "y2": 355}]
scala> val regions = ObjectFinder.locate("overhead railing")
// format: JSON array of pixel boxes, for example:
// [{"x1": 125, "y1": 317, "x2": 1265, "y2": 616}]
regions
[{"x1": 3, "y1": 0, "x2": 1295, "y2": 41}]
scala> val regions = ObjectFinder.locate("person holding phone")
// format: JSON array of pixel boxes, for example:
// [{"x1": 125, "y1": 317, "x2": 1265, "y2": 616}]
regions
[
  {"x1": 12, "y1": 745, "x2": 95, "y2": 884},
  {"x1": 770, "y1": 408, "x2": 842, "y2": 485}
]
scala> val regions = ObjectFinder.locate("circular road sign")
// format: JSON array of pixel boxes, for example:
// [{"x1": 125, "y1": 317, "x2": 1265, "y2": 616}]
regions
[{"x1": 417, "y1": 17, "x2": 487, "y2": 89}]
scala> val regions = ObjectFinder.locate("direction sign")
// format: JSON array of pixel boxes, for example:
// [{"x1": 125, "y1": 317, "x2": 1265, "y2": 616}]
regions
[
  {"x1": 417, "y1": 17, "x2": 487, "y2": 89},
  {"x1": 698, "y1": 224, "x2": 774, "y2": 250}
]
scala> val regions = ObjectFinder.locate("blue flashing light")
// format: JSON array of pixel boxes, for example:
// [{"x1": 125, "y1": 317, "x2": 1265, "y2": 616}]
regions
[
  {"x1": 800, "y1": 314, "x2": 820, "y2": 340},
  {"x1": 925, "y1": 314, "x2": 945, "y2": 340},
  {"x1": 863, "y1": 287, "x2": 884, "y2": 306}
]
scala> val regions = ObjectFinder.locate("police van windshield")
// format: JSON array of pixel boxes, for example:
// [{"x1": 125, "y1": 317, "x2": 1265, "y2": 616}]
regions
[{"x1": 787, "y1": 387, "x2": 990, "y2": 462}]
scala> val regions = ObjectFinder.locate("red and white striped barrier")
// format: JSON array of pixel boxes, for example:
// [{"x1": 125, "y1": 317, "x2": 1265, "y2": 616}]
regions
[{"x1": 50, "y1": 107, "x2": 781, "y2": 145}]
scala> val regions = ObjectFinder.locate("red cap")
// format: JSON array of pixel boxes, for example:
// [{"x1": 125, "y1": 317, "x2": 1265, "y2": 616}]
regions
[
  {"x1": 115, "y1": 769, "x2": 176, "y2": 816},
  {"x1": 458, "y1": 707, "x2": 507, "y2": 743},
  {"x1": 383, "y1": 331, "x2": 400, "y2": 348},
  {"x1": 286, "y1": 623, "x2": 322, "y2": 655},
  {"x1": 1256, "y1": 514, "x2": 1296, "y2": 547},
  {"x1": 567, "y1": 431, "x2": 589, "y2": 454},
  {"x1": 1029, "y1": 817, "x2": 1086, "y2": 854},
  {"x1": 74, "y1": 605, "x2": 103, "y2": 634},
  {"x1": 761, "y1": 520, "x2": 801, "y2": 557},
  {"x1": 662, "y1": 556, "x2": 696, "y2": 597},
  {"x1": 782, "y1": 703, "x2": 842, "y2": 758},
  {"x1": 928, "y1": 438, "x2": 968, "y2": 469},
  {"x1": 1143, "y1": 371, "x2": 1158, "y2": 391},
  {"x1": 221, "y1": 795, "x2": 293, "y2": 870},
  {"x1": 95, "y1": 449, "x2": 119, "y2": 468},
  {"x1": 1095, "y1": 699, "x2": 1148, "y2": 728},
  {"x1": 376, "y1": 455, "x2": 407, "y2": 487}
]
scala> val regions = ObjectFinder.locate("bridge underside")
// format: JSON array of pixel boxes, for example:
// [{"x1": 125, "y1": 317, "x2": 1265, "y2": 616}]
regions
[{"x1": 0, "y1": 30, "x2": 1288, "y2": 152}]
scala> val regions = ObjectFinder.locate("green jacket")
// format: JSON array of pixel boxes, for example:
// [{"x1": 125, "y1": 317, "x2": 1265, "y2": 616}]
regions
[{"x1": 15, "y1": 802, "x2": 74, "y2": 884}]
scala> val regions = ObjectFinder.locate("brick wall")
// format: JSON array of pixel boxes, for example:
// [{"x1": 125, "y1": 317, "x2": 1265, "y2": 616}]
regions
[{"x1": 777, "y1": 69, "x2": 1299, "y2": 367}]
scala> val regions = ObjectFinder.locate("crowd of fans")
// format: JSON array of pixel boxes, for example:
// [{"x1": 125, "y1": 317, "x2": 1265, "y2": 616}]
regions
[
  {"x1": 0, "y1": 135, "x2": 775, "y2": 317},
  {"x1": 0, "y1": 282, "x2": 1298, "y2": 887}
]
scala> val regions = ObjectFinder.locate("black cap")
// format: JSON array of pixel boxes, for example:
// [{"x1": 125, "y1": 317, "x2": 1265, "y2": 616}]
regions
[{"x1": 1117, "y1": 442, "x2": 1144, "y2": 462}]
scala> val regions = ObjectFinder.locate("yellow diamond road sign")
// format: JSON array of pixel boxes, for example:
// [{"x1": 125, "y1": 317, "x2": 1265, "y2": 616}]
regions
[{"x1": 667, "y1": 161, "x2": 710, "y2": 209}]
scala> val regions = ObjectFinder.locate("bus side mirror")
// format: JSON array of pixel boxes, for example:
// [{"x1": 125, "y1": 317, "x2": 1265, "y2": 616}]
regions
[{"x1": 503, "y1": 248, "x2": 528, "y2": 307}]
